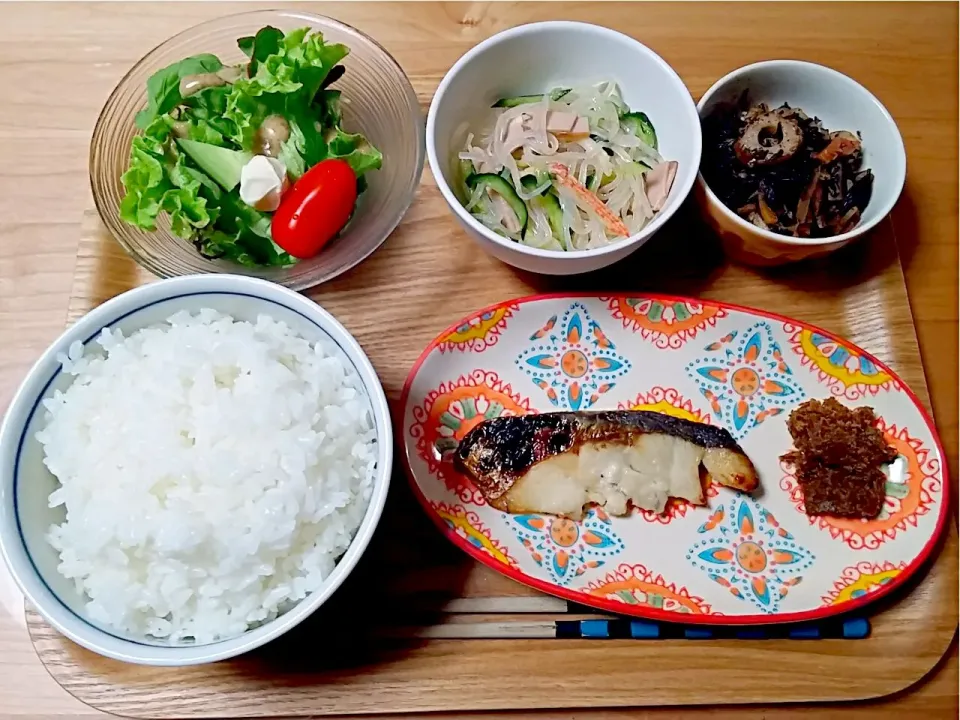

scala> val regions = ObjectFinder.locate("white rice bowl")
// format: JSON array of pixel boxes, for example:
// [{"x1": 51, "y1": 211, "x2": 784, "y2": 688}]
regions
[{"x1": 35, "y1": 308, "x2": 377, "y2": 644}]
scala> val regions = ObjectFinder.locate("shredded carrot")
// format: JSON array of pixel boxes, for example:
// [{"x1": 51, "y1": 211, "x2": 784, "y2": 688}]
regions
[{"x1": 549, "y1": 163, "x2": 629, "y2": 237}]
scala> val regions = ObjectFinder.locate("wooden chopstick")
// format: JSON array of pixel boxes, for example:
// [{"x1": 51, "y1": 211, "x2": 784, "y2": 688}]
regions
[
  {"x1": 375, "y1": 596, "x2": 871, "y2": 640},
  {"x1": 432, "y1": 596, "x2": 570, "y2": 614}
]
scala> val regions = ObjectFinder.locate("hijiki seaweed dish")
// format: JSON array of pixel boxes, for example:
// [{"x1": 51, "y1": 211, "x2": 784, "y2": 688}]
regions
[{"x1": 701, "y1": 92, "x2": 874, "y2": 238}]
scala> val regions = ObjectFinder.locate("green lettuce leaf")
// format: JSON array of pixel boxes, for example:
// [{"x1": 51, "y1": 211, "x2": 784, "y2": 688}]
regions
[
  {"x1": 241, "y1": 53, "x2": 300, "y2": 96},
  {"x1": 325, "y1": 129, "x2": 383, "y2": 176},
  {"x1": 184, "y1": 84, "x2": 231, "y2": 118},
  {"x1": 217, "y1": 191, "x2": 272, "y2": 239},
  {"x1": 233, "y1": 27, "x2": 348, "y2": 103},
  {"x1": 288, "y1": 103, "x2": 328, "y2": 166},
  {"x1": 162, "y1": 152, "x2": 216, "y2": 238},
  {"x1": 222, "y1": 86, "x2": 271, "y2": 150},
  {"x1": 286, "y1": 31, "x2": 349, "y2": 101},
  {"x1": 168, "y1": 149, "x2": 221, "y2": 200},
  {"x1": 119, "y1": 133, "x2": 171, "y2": 229},
  {"x1": 237, "y1": 36, "x2": 255, "y2": 58},
  {"x1": 244, "y1": 25, "x2": 284, "y2": 77},
  {"x1": 161, "y1": 186, "x2": 213, "y2": 238},
  {"x1": 278, "y1": 139, "x2": 306, "y2": 180},
  {"x1": 135, "y1": 54, "x2": 223, "y2": 130},
  {"x1": 315, "y1": 89, "x2": 342, "y2": 127},
  {"x1": 120, "y1": 119, "x2": 220, "y2": 239},
  {"x1": 195, "y1": 190, "x2": 292, "y2": 267}
]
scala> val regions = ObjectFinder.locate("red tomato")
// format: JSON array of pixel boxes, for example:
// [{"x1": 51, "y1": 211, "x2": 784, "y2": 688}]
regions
[{"x1": 271, "y1": 159, "x2": 357, "y2": 259}]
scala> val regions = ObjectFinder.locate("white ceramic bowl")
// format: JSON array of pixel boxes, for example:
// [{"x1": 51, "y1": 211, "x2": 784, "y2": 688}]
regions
[
  {"x1": 0, "y1": 275, "x2": 392, "y2": 666},
  {"x1": 426, "y1": 21, "x2": 701, "y2": 275},
  {"x1": 696, "y1": 60, "x2": 907, "y2": 266}
]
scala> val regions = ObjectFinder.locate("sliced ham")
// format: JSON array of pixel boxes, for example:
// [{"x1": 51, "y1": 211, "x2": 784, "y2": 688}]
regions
[
  {"x1": 644, "y1": 160, "x2": 678, "y2": 212},
  {"x1": 546, "y1": 111, "x2": 590, "y2": 141}
]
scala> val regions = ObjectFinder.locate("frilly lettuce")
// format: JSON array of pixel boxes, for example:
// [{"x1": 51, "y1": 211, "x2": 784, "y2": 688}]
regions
[
  {"x1": 120, "y1": 25, "x2": 381, "y2": 268},
  {"x1": 134, "y1": 54, "x2": 223, "y2": 130},
  {"x1": 119, "y1": 122, "x2": 216, "y2": 238},
  {"x1": 326, "y1": 129, "x2": 383, "y2": 176}
]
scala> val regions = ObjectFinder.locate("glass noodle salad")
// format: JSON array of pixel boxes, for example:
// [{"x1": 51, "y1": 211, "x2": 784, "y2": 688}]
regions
[{"x1": 456, "y1": 82, "x2": 678, "y2": 252}]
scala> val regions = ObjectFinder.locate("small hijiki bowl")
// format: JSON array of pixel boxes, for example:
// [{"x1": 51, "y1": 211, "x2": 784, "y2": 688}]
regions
[{"x1": 696, "y1": 60, "x2": 906, "y2": 266}]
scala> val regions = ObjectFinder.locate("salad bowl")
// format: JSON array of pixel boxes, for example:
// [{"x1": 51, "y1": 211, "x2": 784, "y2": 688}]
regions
[{"x1": 90, "y1": 10, "x2": 424, "y2": 291}]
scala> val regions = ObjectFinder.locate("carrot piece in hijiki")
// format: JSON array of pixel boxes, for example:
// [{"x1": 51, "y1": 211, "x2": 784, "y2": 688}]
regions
[{"x1": 548, "y1": 163, "x2": 630, "y2": 237}]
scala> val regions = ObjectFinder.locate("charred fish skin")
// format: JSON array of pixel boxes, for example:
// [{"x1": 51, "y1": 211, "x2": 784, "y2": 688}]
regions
[
  {"x1": 456, "y1": 410, "x2": 746, "y2": 471},
  {"x1": 453, "y1": 411, "x2": 760, "y2": 515}
]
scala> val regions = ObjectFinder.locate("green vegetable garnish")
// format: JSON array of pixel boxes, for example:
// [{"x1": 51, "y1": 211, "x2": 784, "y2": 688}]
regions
[
  {"x1": 120, "y1": 25, "x2": 382, "y2": 268},
  {"x1": 134, "y1": 54, "x2": 223, "y2": 130},
  {"x1": 236, "y1": 25, "x2": 284, "y2": 76}
]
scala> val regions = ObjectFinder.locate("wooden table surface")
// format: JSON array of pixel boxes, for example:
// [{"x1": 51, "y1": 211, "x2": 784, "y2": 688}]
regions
[{"x1": 0, "y1": 2, "x2": 956, "y2": 718}]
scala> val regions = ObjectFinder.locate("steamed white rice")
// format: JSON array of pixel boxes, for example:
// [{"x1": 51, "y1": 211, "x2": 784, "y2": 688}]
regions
[{"x1": 36, "y1": 309, "x2": 377, "y2": 644}]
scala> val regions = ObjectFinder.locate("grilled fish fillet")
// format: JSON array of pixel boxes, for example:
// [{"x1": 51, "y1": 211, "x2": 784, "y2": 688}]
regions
[{"x1": 453, "y1": 411, "x2": 759, "y2": 519}]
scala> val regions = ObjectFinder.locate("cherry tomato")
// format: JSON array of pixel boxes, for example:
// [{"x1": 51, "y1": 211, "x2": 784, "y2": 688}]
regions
[{"x1": 271, "y1": 158, "x2": 357, "y2": 259}]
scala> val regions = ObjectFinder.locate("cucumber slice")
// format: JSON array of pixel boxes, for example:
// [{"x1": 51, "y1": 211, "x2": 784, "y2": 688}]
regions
[
  {"x1": 456, "y1": 158, "x2": 475, "y2": 204},
  {"x1": 459, "y1": 158, "x2": 475, "y2": 183},
  {"x1": 520, "y1": 169, "x2": 551, "y2": 196},
  {"x1": 621, "y1": 111, "x2": 658, "y2": 150},
  {"x1": 586, "y1": 171, "x2": 600, "y2": 193},
  {"x1": 525, "y1": 192, "x2": 566, "y2": 248},
  {"x1": 468, "y1": 173, "x2": 528, "y2": 233},
  {"x1": 492, "y1": 88, "x2": 572, "y2": 108},
  {"x1": 537, "y1": 193, "x2": 565, "y2": 237},
  {"x1": 619, "y1": 161, "x2": 652, "y2": 179}
]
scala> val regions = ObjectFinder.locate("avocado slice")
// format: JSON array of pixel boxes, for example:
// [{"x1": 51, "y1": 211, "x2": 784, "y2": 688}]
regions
[{"x1": 176, "y1": 138, "x2": 252, "y2": 191}]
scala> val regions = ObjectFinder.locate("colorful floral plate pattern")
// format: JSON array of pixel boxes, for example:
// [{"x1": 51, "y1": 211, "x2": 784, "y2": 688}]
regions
[{"x1": 401, "y1": 295, "x2": 948, "y2": 625}]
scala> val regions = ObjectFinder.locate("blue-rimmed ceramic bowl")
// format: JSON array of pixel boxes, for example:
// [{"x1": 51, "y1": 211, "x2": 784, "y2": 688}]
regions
[{"x1": 0, "y1": 275, "x2": 392, "y2": 665}]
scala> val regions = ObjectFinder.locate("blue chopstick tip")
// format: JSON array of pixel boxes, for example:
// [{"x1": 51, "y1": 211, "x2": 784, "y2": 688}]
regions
[
  {"x1": 629, "y1": 620, "x2": 660, "y2": 639},
  {"x1": 842, "y1": 617, "x2": 870, "y2": 639},
  {"x1": 580, "y1": 620, "x2": 610, "y2": 638}
]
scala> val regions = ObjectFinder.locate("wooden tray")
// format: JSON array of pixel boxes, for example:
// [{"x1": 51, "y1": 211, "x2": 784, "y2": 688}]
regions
[{"x1": 25, "y1": 197, "x2": 958, "y2": 717}]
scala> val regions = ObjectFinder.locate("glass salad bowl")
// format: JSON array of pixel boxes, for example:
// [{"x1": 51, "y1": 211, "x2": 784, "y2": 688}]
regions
[{"x1": 90, "y1": 10, "x2": 424, "y2": 290}]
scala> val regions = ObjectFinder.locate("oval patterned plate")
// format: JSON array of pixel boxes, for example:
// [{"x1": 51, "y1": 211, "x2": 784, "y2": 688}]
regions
[{"x1": 399, "y1": 295, "x2": 949, "y2": 625}]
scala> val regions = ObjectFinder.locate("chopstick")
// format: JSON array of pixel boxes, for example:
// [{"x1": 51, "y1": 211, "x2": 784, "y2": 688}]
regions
[
  {"x1": 378, "y1": 616, "x2": 871, "y2": 640},
  {"x1": 379, "y1": 595, "x2": 871, "y2": 640}
]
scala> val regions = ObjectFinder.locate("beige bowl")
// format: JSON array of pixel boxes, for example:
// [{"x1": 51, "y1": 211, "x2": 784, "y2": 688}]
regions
[{"x1": 696, "y1": 60, "x2": 906, "y2": 266}]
